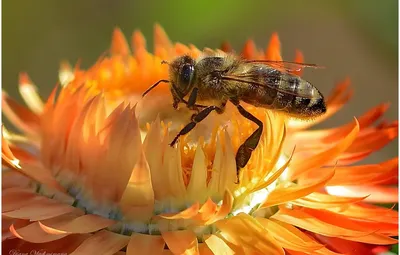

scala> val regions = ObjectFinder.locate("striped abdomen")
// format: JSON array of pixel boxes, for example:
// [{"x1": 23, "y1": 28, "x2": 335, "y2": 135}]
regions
[{"x1": 240, "y1": 66, "x2": 326, "y2": 119}]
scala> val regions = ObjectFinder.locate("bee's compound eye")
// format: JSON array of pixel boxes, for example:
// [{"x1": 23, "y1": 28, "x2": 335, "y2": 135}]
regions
[{"x1": 180, "y1": 64, "x2": 194, "y2": 86}]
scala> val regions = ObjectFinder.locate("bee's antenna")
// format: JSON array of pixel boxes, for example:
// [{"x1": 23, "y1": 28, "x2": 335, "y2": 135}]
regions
[{"x1": 142, "y1": 79, "x2": 170, "y2": 97}]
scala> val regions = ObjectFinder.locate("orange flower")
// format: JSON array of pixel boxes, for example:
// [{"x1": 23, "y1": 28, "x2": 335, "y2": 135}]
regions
[{"x1": 2, "y1": 24, "x2": 398, "y2": 255}]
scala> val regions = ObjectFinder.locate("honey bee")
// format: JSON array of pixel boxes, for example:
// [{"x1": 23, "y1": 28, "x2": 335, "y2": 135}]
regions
[{"x1": 142, "y1": 53, "x2": 326, "y2": 181}]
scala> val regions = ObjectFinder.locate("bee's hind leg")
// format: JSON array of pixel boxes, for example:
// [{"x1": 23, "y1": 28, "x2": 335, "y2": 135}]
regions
[
  {"x1": 230, "y1": 100, "x2": 263, "y2": 183},
  {"x1": 169, "y1": 105, "x2": 223, "y2": 147}
]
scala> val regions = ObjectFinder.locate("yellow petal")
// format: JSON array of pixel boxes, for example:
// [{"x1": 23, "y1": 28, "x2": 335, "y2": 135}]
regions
[
  {"x1": 204, "y1": 234, "x2": 236, "y2": 255},
  {"x1": 120, "y1": 149, "x2": 155, "y2": 221},
  {"x1": 187, "y1": 146, "x2": 207, "y2": 201},
  {"x1": 161, "y1": 230, "x2": 199, "y2": 255},
  {"x1": 71, "y1": 230, "x2": 129, "y2": 255},
  {"x1": 215, "y1": 213, "x2": 284, "y2": 255},
  {"x1": 126, "y1": 233, "x2": 165, "y2": 255}
]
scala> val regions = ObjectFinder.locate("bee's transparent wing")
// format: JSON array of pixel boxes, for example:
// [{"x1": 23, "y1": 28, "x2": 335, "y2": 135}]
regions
[{"x1": 244, "y1": 60, "x2": 324, "y2": 73}]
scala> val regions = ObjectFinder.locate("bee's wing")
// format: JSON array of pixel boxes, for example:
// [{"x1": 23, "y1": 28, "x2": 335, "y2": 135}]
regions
[
  {"x1": 221, "y1": 74, "x2": 304, "y2": 97},
  {"x1": 243, "y1": 60, "x2": 324, "y2": 73}
]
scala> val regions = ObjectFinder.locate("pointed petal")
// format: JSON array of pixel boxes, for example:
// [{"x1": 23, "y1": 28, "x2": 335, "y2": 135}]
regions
[
  {"x1": 162, "y1": 230, "x2": 199, "y2": 255},
  {"x1": 126, "y1": 233, "x2": 165, "y2": 255},
  {"x1": 4, "y1": 197, "x2": 78, "y2": 220},
  {"x1": 154, "y1": 24, "x2": 172, "y2": 59},
  {"x1": 216, "y1": 213, "x2": 285, "y2": 255},
  {"x1": 10, "y1": 222, "x2": 68, "y2": 243},
  {"x1": 325, "y1": 185, "x2": 398, "y2": 203},
  {"x1": 242, "y1": 39, "x2": 256, "y2": 59},
  {"x1": 18, "y1": 72, "x2": 44, "y2": 114},
  {"x1": 157, "y1": 202, "x2": 200, "y2": 220},
  {"x1": 2, "y1": 91, "x2": 40, "y2": 135},
  {"x1": 289, "y1": 119, "x2": 359, "y2": 180},
  {"x1": 272, "y1": 207, "x2": 398, "y2": 244},
  {"x1": 111, "y1": 28, "x2": 130, "y2": 56},
  {"x1": 120, "y1": 150, "x2": 155, "y2": 221},
  {"x1": 39, "y1": 214, "x2": 115, "y2": 234},
  {"x1": 204, "y1": 190, "x2": 233, "y2": 225},
  {"x1": 291, "y1": 50, "x2": 304, "y2": 76},
  {"x1": 71, "y1": 230, "x2": 129, "y2": 255},
  {"x1": 257, "y1": 218, "x2": 324, "y2": 252},
  {"x1": 187, "y1": 146, "x2": 207, "y2": 201},
  {"x1": 265, "y1": 32, "x2": 282, "y2": 61},
  {"x1": 261, "y1": 168, "x2": 335, "y2": 207}
]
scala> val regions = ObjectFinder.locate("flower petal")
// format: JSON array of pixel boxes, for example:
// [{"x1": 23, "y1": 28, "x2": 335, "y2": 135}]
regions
[
  {"x1": 265, "y1": 32, "x2": 282, "y2": 61},
  {"x1": 272, "y1": 207, "x2": 398, "y2": 244},
  {"x1": 257, "y1": 218, "x2": 324, "y2": 252},
  {"x1": 18, "y1": 72, "x2": 44, "y2": 114},
  {"x1": 70, "y1": 230, "x2": 129, "y2": 255},
  {"x1": 39, "y1": 213, "x2": 116, "y2": 234},
  {"x1": 126, "y1": 233, "x2": 165, "y2": 255},
  {"x1": 289, "y1": 118, "x2": 359, "y2": 180},
  {"x1": 215, "y1": 213, "x2": 285, "y2": 255},
  {"x1": 325, "y1": 185, "x2": 398, "y2": 203},
  {"x1": 204, "y1": 234, "x2": 236, "y2": 255},
  {"x1": 2, "y1": 91, "x2": 40, "y2": 135},
  {"x1": 111, "y1": 28, "x2": 131, "y2": 56},
  {"x1": 10, "y1": 222, "x2": 68, "y2": 243},
  {"x1": 261, "y1": 168, "x2": 334, "y2": 207},
  {"x1": 187, "y1": 146, "x2": 207, "y2": 202},
  {"x1": 119, "y1": 149, "x2": 155, "y2": 221},
  {"x1": 162, "y1": 230, "x2": 199, "y2": 255}
]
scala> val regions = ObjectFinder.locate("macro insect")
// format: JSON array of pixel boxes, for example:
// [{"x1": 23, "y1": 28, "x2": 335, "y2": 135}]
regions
[{"x1": 142, "y1": 53, "x2": 327, "y2": 182}]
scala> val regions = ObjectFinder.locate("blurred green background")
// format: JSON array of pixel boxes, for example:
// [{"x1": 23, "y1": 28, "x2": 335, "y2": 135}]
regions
[{"x1": 3, "y1": 0, "x2": 398, "y2": 164}]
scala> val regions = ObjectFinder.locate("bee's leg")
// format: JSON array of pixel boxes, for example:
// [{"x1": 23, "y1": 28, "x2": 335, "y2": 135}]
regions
[
  {"x1": 187, "y1": 88, "x2": 198, "y2": 109},
  {"x1": 230, "y1": 100, "x2": 263, "y2": 183},
  {"x1": 170, "y1": 105, "x2": 222, "y2": 147}
]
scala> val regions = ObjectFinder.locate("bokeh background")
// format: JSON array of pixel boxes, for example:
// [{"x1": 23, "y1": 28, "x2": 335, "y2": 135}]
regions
[{"x1": 3, "y1": 0, "x2": 398, "y2": 163}]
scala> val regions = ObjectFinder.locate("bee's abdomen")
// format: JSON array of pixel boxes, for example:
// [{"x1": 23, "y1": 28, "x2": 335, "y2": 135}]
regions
[{"x1": 241, "y1": 68, "x2": 326, "y2": 118}]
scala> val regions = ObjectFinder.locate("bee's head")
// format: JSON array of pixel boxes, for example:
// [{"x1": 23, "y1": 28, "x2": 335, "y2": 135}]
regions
[{"x1": 168, "y1": 55, "x2": 196, "y2": 97}]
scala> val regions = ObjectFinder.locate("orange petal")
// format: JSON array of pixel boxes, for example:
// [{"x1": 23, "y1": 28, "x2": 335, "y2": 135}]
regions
[
  {"x1": 192, "y1": 198, "x2": 218, "y2": 224},
  {"x1": 257, "y1": 218, "x2": 324, "y2": 252},
  {"x1": 126, "y1": 233, "x2": 165, "y2": 255},
  {"x1": 272, "y1": 207, "x2": 398, "y2": 244},
  {"x1": 70, "y1": 230, "x2": 129, "y2": 255},
  {"x1": 39, "y1": 213, "x2": 115, "y2": 234},
  {"x1": 289, "y1": 118, "x2": 359, "y2": 180},
  {"x1": 242, "y1": 39, "x2": 256, "y2": 59},
  {"x1": 111, "y1": 28, "x2": 130, "y2": 56},
  {"x1": 161, "y1": 230, "x2": 199, "y2": 255},
  {"x1": 325, "y1": 185, "x2": 398, "y2": 203},
  {"x1": 204, "y1": 190, "x2": 233, "y2": 225},
  {"x1": 292, "y1": 192, "x2": 368, "y2": 210},
  {"x1": 2, "y1": 91, "x2": 40, "y2": 135},
  {"x1": 154, "y1": 23, "x2": 172, "y2": 59},
  {"x1": 10, "y1": 222, "x2": 68, "y2": 243},
  {"x1": 221, "y1": 41, "x2": 232, "y2": 53},
  {"x1": 265, "y1": 32, "x2": 282, "y2": 61},
  {"x1": 157, "y1": 202, "x2": 200, "y2": 220},
  {"x1": 4, "y1": 197, "x2": 78, "y2": 221},
  {"x1": 291, "y1": 50, "x2": 304, "y2": 76},
  {"x1": 2, "y1": 187, "x2": 44, "y2": 212},
  {"x1": 261, "y1": 168, "x2": 335, "y2": 207}
]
